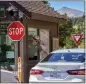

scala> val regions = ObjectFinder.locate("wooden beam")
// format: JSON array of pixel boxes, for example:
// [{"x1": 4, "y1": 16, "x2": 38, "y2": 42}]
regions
[
  {"x1": 49, "y1": 26, "x2": 58, "y2": 52},
  {"x1": 9, "y1": 1, "x2": 31, "y2": 19},
  {"x1": 20, "y1": 18, "x2": 29, "y2": 83},
  {"x1": 31, "y1": 12, "x2": 58, "y2": 23}
]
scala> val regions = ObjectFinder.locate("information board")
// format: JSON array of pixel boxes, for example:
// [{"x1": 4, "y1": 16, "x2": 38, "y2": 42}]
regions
[{"x1": 6, "y1": 51, "x2": 14, "y2": 58}]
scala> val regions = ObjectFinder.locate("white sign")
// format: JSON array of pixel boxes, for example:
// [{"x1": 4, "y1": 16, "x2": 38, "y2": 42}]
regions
[
  {"x1": 6, "y1": 51, "x2": 14, "y2": 58},
  {"x1": 72, "y1": 34, "x2": 83, "y2": 45}
]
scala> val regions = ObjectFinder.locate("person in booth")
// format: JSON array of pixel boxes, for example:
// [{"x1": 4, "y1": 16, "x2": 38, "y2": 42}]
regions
[{"x1": 28, "y1": 35, "x2": 42, "y2": 60}]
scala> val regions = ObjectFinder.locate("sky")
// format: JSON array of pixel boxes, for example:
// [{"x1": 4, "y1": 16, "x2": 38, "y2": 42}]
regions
[{"x1": 48, "y1": 0, "x2": 84, "y2": 12}]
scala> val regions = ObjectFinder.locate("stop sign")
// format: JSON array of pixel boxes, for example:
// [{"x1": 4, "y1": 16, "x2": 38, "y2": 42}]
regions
[{"x1": 7, "y1": 21, "x2": 25, "y2": 41}]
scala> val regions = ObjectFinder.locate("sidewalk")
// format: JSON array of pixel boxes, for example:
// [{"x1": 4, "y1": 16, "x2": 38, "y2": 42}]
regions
[
  {"x1": 1, "y1": 69, "x2": 18, "y2": 83},
  {"x1": 1, "y1": 65, "x2": 19, "y2": 83}
]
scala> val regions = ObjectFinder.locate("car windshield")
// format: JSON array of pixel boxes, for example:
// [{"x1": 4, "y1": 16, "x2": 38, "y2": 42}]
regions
[{"x1": 41, "y1": 53, "x2": 85, "y2": 63}]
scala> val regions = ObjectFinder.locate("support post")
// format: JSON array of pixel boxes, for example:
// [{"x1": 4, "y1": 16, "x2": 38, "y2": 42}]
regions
[
  {"x1": 20, "y1": 18, "x2": 29, "y2": 83},
  {"x1": 50, "y1": 26, "x2": 58, "y2": 52}
]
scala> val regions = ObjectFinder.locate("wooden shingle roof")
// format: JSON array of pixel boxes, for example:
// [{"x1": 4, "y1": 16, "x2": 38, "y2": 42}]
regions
[
  {"x1": 16, "y1": 1, "x2": 64, "y2": 19},
  {"x1": 9, "y1": 1, "x2": 66, "y2": 23}
]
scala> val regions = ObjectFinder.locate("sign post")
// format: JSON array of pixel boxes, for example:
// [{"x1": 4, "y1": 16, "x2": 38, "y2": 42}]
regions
[
  {"x1": 7, "y1": 21, "x2": 25, "y2": 82},
  {"x1": 72, "y1": 34, "x2": 83, "y2": 46}
]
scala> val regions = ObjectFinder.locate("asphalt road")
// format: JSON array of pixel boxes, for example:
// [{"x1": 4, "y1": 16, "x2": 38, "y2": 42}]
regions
[{"x1": 1, "y1": 69, "x2": 18, "y2": 83}]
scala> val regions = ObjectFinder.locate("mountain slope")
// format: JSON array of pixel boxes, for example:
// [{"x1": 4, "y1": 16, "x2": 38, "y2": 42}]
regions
[{"x1": 58, "y1": 7, "x2": 84, "y2": 18}]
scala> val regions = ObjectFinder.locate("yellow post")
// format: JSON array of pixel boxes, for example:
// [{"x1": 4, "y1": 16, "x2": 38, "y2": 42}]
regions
[{"x1": 18, "y1": 57, "x2": 22, "y2": 82}]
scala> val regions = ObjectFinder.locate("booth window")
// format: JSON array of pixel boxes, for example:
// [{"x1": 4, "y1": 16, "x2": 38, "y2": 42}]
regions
[
  {"x1": 28, "y1": 28, "x2": 40, "y2": 60},
  {"x1": 0, "y1": 22, "x2": 15, "y2": 63}
]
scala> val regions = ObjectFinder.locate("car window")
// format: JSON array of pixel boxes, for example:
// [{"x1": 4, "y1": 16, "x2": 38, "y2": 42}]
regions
[{"x1": 41, "y1": 53, "x2": 85, "y2": 62}]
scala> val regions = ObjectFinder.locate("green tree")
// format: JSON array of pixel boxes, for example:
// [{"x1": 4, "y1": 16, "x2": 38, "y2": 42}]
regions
[
  {"x1": 42, "y1": 1, "x2": 48, "y2": 4},
  {"x1": 59, "y1": 19, "x2": 73, "y2": 48},
  {"x1": 73, "y1": 15, "x2": 84, "y2": 33},
  {"x1": 0, "y1": 44, "x2": 12, "y2": 63},
  {"x1": 59, "y1": 15, "x2": 84, "y2": 48}
]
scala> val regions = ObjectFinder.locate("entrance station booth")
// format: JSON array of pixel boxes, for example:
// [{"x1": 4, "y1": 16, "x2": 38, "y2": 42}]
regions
[{"x1": 0, "y1": 1, "x2": 66, "y2": 82}]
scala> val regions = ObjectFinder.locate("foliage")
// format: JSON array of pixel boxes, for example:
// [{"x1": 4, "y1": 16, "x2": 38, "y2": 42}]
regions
[
  {"x1": 59, "y1": 15, "x2": 84, "y2": 48},
  {"x1": 59, "y1": 19, "x2": 73, "y2": 48},
  {"x1": 0, "y1": 44, "x2": 12, "y2": 62},
  {"x1": 65, "y1": 36, "x2": 77, "y2": 48},
  {"x1": 72, "y1": 15, "x2": 84, "y2": 33},
  {"x1": 42, "y1": 1, "x2": 48, "y2": 4}
]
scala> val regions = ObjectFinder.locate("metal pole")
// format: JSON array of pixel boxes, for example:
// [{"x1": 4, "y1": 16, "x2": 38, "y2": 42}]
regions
[{"x1": 14, "y1": 41, "x2": 20, "y2": 70}]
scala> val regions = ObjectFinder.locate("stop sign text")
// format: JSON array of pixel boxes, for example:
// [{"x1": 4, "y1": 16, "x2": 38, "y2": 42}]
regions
[{"x1": 8, "y1": 27, "x2": 23, "y2": 35}]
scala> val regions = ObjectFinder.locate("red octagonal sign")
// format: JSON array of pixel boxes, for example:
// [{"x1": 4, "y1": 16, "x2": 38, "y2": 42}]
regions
[{"x1": 7, "y1": 21, "x2": 25, "y2": 41}]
